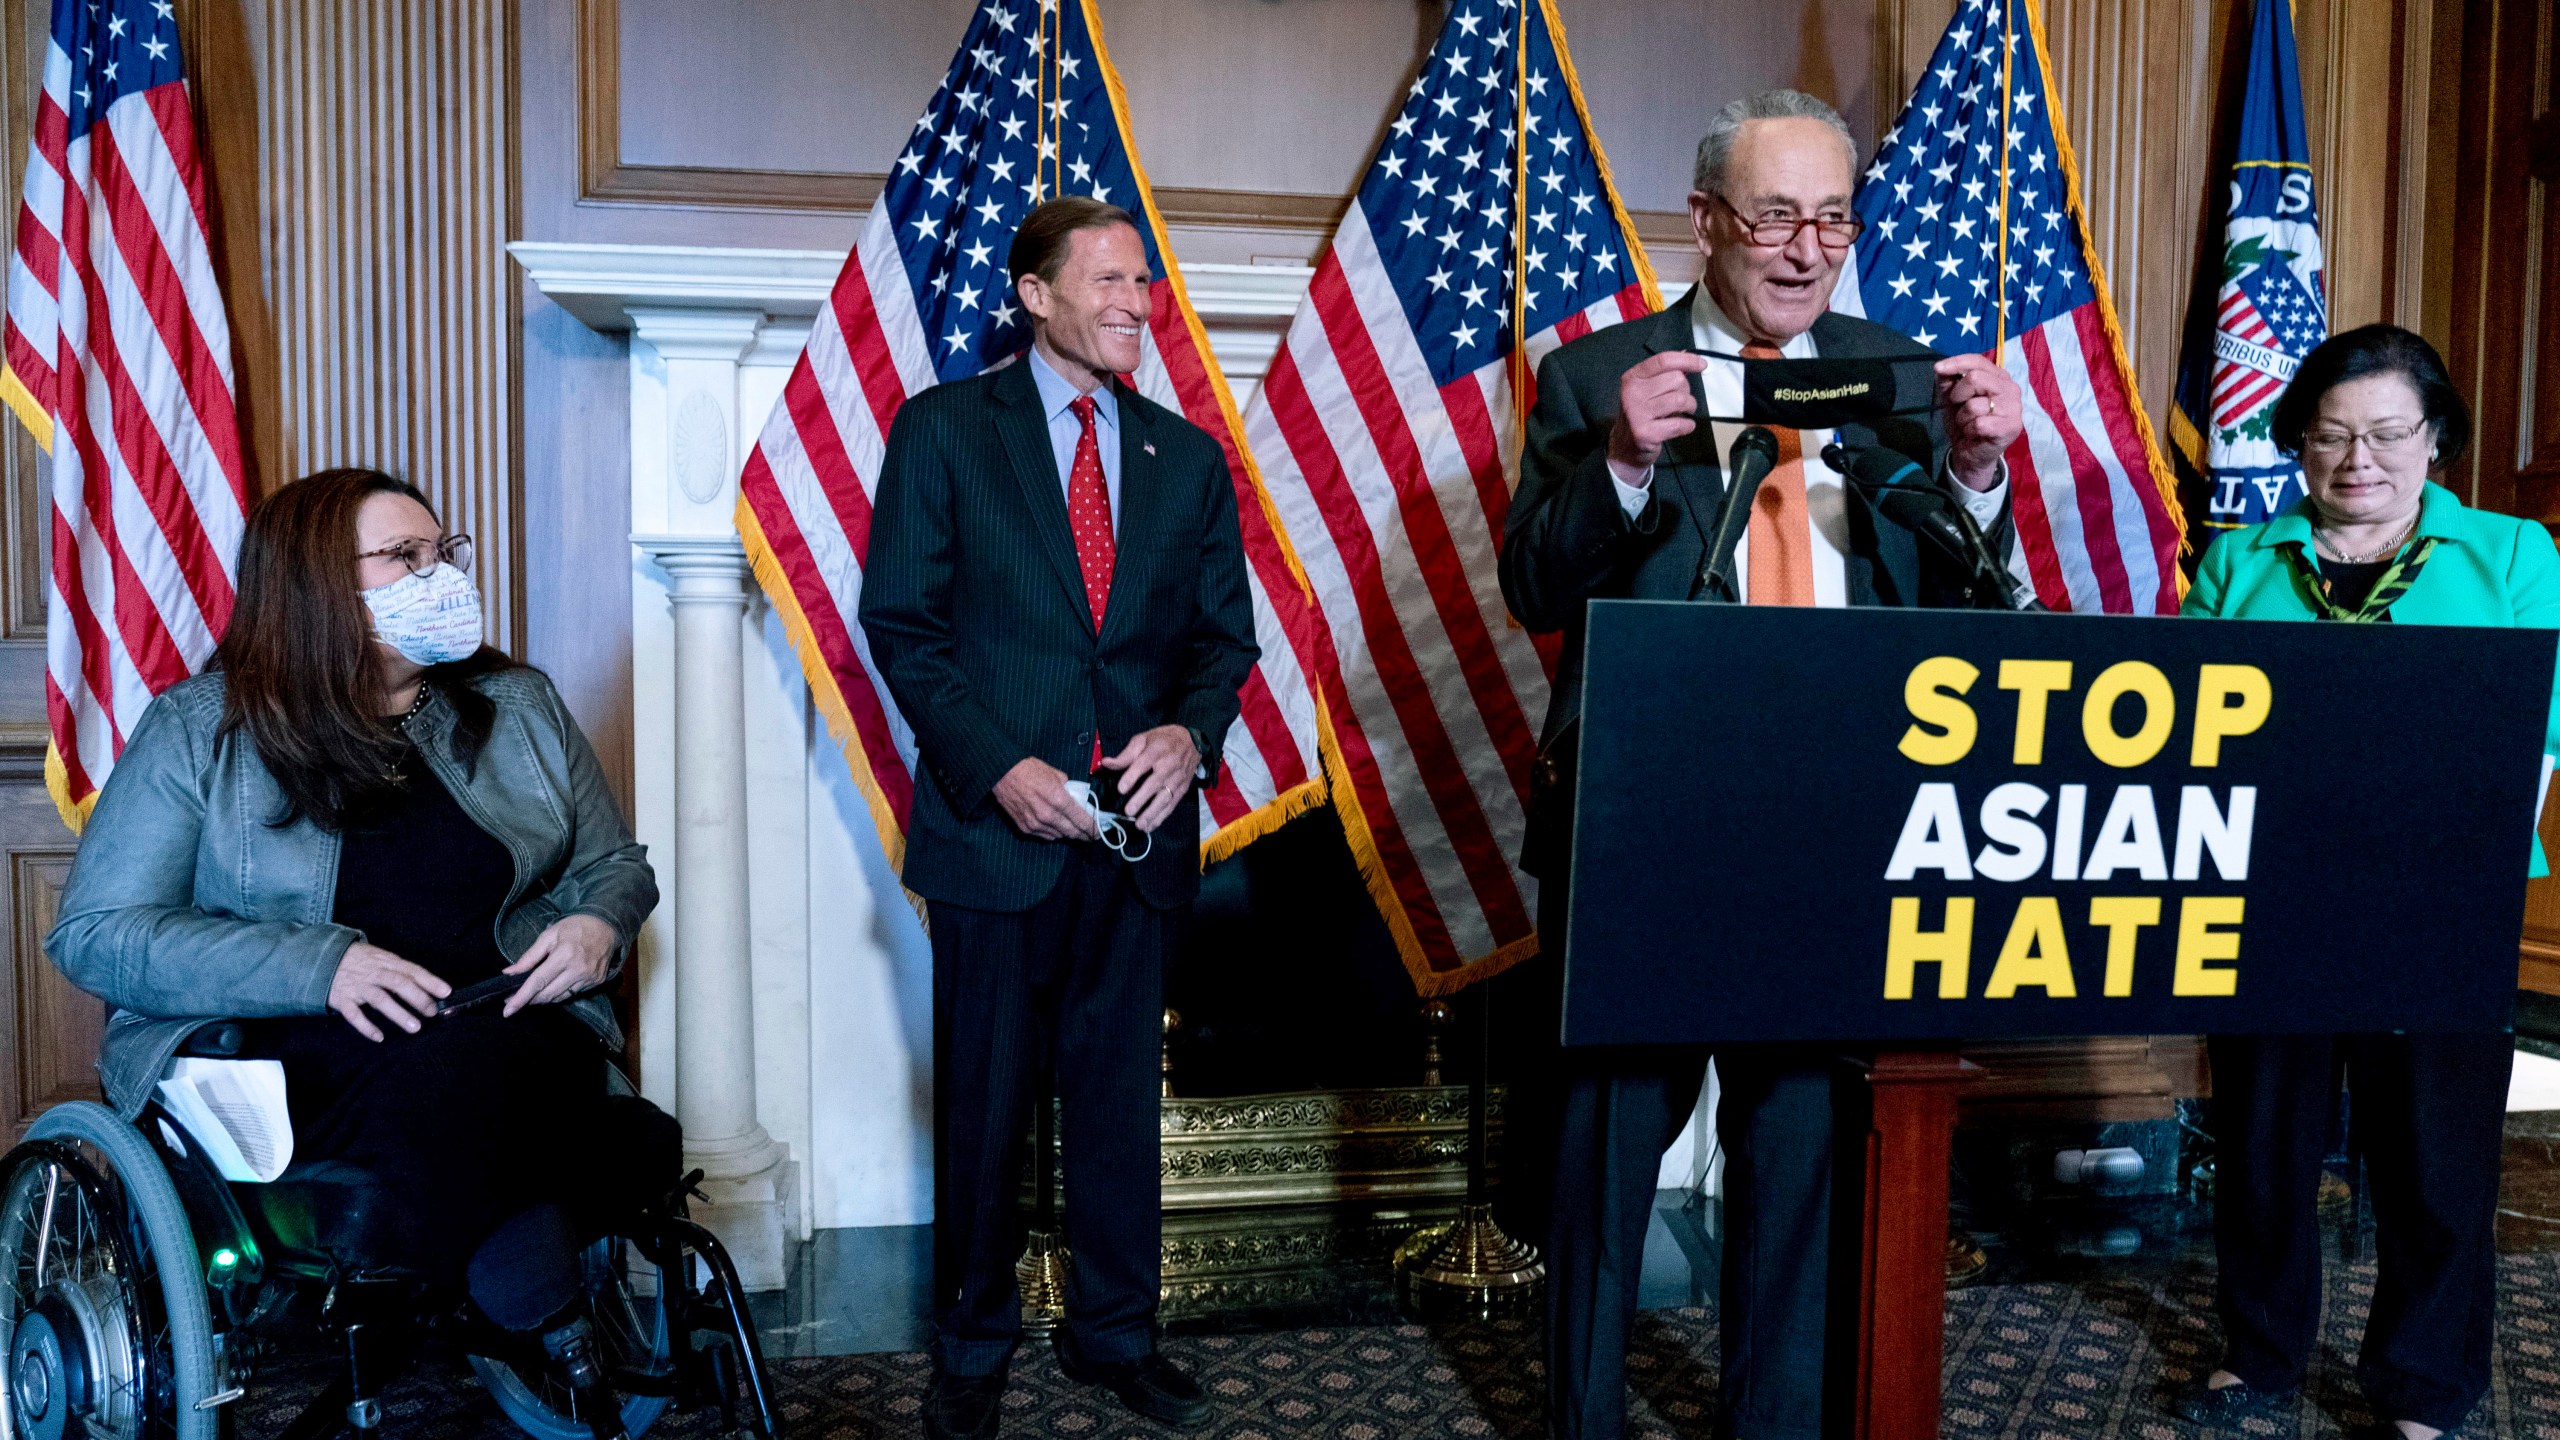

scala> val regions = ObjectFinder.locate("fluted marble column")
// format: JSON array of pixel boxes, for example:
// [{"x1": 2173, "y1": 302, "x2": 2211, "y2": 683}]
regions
[
  {"x1": 653, "y1": 542, "x2": 787, "y2": 1160},
  {"x1": 627, "y1": 305, "x2": 795, "y2": 1290}
]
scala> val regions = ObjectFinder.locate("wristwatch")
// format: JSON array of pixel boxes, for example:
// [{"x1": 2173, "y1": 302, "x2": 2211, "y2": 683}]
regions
[{"x1": 1183, "y1": 724, "x2": 1214, "y2": 780}]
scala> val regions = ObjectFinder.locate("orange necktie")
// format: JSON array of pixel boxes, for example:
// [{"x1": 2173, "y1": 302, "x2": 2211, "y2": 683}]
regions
[{"x1": 1740, "y1": 341, "x2": 1815, "y2": 607}]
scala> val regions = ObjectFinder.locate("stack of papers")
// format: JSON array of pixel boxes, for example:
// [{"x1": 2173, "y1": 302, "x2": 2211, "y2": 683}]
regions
[{"x1": 157, "y1": 1058, "x2": 294, "y2": 1183}]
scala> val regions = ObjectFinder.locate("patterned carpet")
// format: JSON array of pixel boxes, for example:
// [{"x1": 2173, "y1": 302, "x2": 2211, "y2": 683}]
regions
[{"x1": 234, "y1": 1252, "x2": 2560, "y2": 1439}]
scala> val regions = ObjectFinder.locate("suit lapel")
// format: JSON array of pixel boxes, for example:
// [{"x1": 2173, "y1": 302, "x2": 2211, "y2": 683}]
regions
[
  {"x1": 1099, "y1": 384, "x2": 1166, "y2": 645},
  {"x1": 991, "y1": 361, "x2": 1101, "y2": 632},
  {"x1": 1643, "y1": 289, "x2": 1726, "y2": 569}
]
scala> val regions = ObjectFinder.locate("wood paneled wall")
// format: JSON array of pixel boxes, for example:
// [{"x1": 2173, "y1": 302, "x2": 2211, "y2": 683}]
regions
[
  {"x1": 0, "y1": 773, "x2": 83, "y2": 1139},
  {"x1": 255, "y1": 0, "x2": 525, "y2": 648},
  {"x1": 2444, "y1": 0, "x2": 2558, "y2": 520}
]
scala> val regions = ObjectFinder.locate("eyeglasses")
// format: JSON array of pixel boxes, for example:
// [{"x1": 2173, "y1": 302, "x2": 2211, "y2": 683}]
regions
[
  {"x1": 1712, "y1": 193, "x2": 1864, "y2": 250},
  {"x1": 357, "y1": 534, "x2": 474, "y2": 576},
  {"x1": 2297, "y1": 425, "x2": 2428, "y2": 460}
]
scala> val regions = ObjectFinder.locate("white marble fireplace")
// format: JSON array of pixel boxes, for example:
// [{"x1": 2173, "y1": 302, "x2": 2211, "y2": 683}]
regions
[{"x1": 508, "y1": 241, "x2": 1314, "y2": 1288}]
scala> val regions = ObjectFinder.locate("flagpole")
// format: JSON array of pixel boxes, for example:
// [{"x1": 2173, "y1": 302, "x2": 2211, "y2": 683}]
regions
[
  {"x1": 1994, "y1": 0, "x2": 2014, "y2": 356},
  {"x1": 1400, "y1": 0, "x2": 1549, "y2": 1318},
  {"x1": 1507, "y1": 0, "x2": 1532, "y2": 442}
]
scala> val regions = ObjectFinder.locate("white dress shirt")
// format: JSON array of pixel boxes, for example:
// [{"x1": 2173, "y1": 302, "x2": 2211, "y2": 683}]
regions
[
  {"x1": 1028, "y1": 346, "x2": 1122, "y2": 528},
  {"x1": 1606, "y1": 288, "x2": 2008, "y2": 607}
]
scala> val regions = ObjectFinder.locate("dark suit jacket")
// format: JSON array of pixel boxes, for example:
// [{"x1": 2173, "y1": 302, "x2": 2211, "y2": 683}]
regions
[
  {"x1": 859, "y1": 359, "x2": 1260, "y2": 912},
  {"x1": 1499, "y1": 289, "x2": 2008, "y2": 875}
]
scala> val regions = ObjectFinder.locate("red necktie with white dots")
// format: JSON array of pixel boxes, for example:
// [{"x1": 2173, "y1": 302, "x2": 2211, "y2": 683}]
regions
[{"x1": 1066, "y1": 394, "x2": 1116, "y2": 627}]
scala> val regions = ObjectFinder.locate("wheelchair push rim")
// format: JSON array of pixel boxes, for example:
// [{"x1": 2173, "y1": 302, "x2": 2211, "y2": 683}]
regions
[{"x1": 1, "y1": 1103, "x2": 220, "y2": 1440}]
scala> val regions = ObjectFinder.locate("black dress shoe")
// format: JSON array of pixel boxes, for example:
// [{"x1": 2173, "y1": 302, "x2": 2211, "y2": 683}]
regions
[
  {"x1": 1053, "y1": 1333, "x2": 1210, "y2": 1427},
  {"x1": 2171, "y1": 1380, "x2": 2298, "y2": 1424},
  {"x1": 923, "y1": 1367, "x2": 1008, "y2": 1440}
]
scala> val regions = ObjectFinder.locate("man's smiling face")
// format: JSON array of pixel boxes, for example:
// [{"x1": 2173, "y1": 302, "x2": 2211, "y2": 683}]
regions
[
  {"x1": 1691, "y1": 116, "x2": 1857, "y2": 347},
  {"x1": 1021, "y1": 221, "x2": 1151, "y2": 388}
]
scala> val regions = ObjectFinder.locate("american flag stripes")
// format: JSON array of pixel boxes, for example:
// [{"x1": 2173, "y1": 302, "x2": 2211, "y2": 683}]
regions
[
  {"x1": 2, "y1": 0, "x2": 247, "y2": 830},
  {"x1": 1838, "y1": 0, "x2": 2184, "y2": 614},
  {"x1": 732, "y1": 0, "x2": 1333, "y2": 873},
  {"x1": 1240, "y1": 0, "x2": 1659, "y2": 991}
]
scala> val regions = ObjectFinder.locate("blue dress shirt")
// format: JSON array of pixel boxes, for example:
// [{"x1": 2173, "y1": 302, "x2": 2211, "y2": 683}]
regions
[{"x1": 1028, "y1": 346, "x2": 1122, "y2": 529}]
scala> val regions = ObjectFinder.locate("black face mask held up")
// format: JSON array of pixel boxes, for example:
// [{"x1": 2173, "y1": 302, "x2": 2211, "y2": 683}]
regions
[{"x1": 1688, "y1": 350, "x2": 1942, "y2": 432}]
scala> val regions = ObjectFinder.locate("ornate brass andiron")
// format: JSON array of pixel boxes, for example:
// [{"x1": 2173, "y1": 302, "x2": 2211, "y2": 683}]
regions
[
  {"x1": 1398, "y1": 991, "x2": 1543, "y2": 1314},
  {"x1": 1015, "y1": 1078, "x2": 1070, "y2": 1336}
]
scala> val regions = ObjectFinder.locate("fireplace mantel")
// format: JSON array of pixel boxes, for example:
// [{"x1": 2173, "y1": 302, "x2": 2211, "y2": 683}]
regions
[{"x1": 511, "y1": 239, "x2": 1325, "y2": 1286}]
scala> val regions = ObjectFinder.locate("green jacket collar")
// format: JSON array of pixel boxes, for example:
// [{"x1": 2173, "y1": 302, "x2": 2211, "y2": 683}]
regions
[{"x1": 2249, "y1": 479, "x2": 2466, "y2": 553}]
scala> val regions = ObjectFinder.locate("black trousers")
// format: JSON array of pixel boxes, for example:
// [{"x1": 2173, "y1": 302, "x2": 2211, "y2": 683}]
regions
[
  {"x1": 1502, "y1": 874, "x2": 1834, "y2": 1440},
  {"x1": 2208, "y1": 1032, "x2": 2510, "y2": 1430},
  {"x1": 929, "y1": 846, "x2": 1168, "y2": 1377},
  {"x1": 251, "y1": 1008, "x2": 678, "y2": 1323}
]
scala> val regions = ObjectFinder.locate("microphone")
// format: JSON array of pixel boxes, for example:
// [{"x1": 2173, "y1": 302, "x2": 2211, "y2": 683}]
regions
[
  {"x1": 1821, "y1": 441, "x2": 2039, "y2": 611},
  {"x1": 1699, "y1": 426, "x2": 1779, "y2": 603}
]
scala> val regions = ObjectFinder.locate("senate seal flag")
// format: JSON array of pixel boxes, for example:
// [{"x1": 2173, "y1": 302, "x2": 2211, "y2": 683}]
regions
[{"x1": 2171, "y1": 0, "x2": 2329, "y2": 537}]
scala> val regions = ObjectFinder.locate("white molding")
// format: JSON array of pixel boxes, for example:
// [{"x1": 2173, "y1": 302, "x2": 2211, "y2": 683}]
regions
[
  {"x1": 633, "y1": 531, "x2": 754, "y2": 575},
  {"x1": 1177, "y1": 262, "x2": 1319, "y2": 320},
  {"x1": 514, "y1": 239, "x2": 1697, "y2": 378},
  {"x1": 512, "y1": 242, "x2": 845, "y2": 331},
  {"x1": 513, "y1": 239, "x2": 1320, "y2": 332},
  {"x1": 626, "y1": 307, "x2": 765, "y2": 362}
]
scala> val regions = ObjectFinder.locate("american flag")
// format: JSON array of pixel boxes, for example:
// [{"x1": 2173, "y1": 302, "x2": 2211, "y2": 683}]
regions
[
  {"x1": 2170, "y1": 0, "x2": 2327, "y2": 535},
  {"x1": 1837, "y1": 0, "x2": 2183, "y2": 614},
  {"x1": 733, "y1": 0, "x2": 1332, "y2": 872},
  {"x1": 1241, "y1": 0, "x2": 1659, "y2": 991},
  {"x1": 2, "y1": 0, "x2": 247, "y2": 830}
]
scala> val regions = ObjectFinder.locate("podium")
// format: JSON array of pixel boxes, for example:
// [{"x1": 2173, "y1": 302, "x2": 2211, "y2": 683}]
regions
[{"x1": 1561, "y1": 602, "x2": 2556, "y2": 1439}]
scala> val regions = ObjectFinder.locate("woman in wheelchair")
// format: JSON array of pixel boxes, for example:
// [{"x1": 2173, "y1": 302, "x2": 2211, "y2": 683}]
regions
[{"x1": 23, "y1": 467, "x2": 762, "y2": 1438}]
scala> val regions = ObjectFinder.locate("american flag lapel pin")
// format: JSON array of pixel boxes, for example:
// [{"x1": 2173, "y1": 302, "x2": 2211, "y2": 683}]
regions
[{"x1": 1143, "y1": 442, "x2": 1157, "y2": 456}]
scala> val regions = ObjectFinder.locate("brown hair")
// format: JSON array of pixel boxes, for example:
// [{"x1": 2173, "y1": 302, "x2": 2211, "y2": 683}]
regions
[
  {"x1": 1006, "y1": 196, "x2": 1142, "y2": 286},
  {"x1": 212, "y1": 467, "x2": 512, "y2": 830}
]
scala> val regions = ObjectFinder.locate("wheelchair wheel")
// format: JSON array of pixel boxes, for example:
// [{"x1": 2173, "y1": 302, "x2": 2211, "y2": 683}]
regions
[
  {"x1": 470, "y1": 1237, "x2": 674, "y2": 1440},
  {"x1": 0, "y1": 1102, "x2": 220, "y2": 1440}
]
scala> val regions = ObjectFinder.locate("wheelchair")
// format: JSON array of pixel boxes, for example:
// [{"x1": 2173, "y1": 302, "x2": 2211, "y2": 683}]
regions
[{"x1": 0, "y1": 1025, "x2": 783, "y2": 1440}]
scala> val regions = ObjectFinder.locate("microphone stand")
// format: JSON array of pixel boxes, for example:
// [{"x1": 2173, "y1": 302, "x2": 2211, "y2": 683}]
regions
[
  {"x1": 1698, "y1": 427, "x2": 1779, "y2": 603},
  {"x1": 1821, "y1": 441, "x2": 2040, "y2": 612}
]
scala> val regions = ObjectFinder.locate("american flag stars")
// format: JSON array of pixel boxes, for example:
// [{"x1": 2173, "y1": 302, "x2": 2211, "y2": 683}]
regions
[
  {"x1": 1854, "y1": 0, "x2": 2091, "y2": 354},
  {"x1": 59, "y1": 0, "x2": 184, "y2": 129},
  {"x1": 1356, "y1": 0, "x2": 1635, "y2": 387},
  {"x1": 881, "y1": 0, "x2": 1139, "y2": 382}
]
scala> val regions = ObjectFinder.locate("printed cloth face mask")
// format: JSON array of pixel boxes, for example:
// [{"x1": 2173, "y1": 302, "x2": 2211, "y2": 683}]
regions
[
  {"x1": 1061, "y1": 778, "x2": 1153, "y2": 863},
  {"x1": 363, "y1": 563, "x2": 485, "y2": 666}
]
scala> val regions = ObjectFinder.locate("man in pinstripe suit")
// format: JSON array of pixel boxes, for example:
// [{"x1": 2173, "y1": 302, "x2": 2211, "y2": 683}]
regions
[{"x1": 860, "y1": 197, "x2": 1258, "y2": 1440}]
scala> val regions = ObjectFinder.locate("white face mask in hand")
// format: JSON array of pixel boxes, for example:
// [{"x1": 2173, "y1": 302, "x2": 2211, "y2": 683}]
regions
[
  {"x1": 362, "y1": 563, "x2": 484, "y2": 666},
  {"x1": 1061, "y1": 778, "x2": 1152, "y2": 863}
]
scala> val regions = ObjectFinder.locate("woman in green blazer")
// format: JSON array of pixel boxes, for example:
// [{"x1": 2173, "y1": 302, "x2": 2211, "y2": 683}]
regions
[{"x1": 2176, "y1": 324, "x2": 2560, "y2": 1440}]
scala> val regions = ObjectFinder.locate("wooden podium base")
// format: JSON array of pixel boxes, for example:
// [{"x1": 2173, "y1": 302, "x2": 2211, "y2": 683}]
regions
[{"x1": 1834, "y1": 1048, "x2": 1978, "y2": 1440}]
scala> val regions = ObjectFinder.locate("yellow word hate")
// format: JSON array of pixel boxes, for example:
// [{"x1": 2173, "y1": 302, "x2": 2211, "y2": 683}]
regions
[{"x1": 1882, "y1": 894, "x2": 2245, "y2": 1001}]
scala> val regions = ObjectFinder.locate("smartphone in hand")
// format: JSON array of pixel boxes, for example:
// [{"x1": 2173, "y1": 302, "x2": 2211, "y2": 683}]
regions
[{"x1": 436, "y1": 972, "x2": 526, "y2": 1017}]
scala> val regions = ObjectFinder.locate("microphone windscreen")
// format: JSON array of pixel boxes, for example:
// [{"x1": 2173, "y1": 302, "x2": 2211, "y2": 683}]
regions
[{"x1": 1730, "y1": 425, "x2": 1779, "y2": 475}]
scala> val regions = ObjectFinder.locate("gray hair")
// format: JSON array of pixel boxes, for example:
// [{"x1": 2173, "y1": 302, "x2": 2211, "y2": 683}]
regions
[{"x1": 1692, "y1": 89, "x2": 1858, "y2": 197}]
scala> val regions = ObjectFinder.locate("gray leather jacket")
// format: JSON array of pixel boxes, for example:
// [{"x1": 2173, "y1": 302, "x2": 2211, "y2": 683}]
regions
[{"x1": 46, "y1": 667, "x2": 658, "y2": 1117}]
